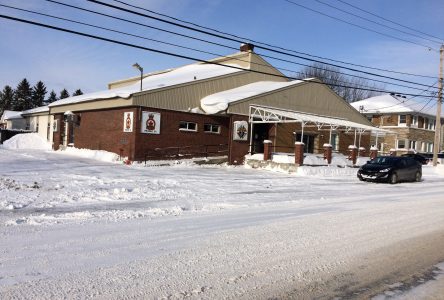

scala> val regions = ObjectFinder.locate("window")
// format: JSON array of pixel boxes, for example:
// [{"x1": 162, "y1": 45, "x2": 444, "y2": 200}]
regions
[
  {"x1": 330, "y1": 133, "x2": 339, "y2": 151},
  {"x1": 397, "y1": 139, "x2": 406, "y2": 149},
  {"x1": 204, "y1": 123, "x2": 221, "y2": 134},
  {"x1": 25, "y1": 122, "x2": 30, "y2": 130},
  {"x1": 411, "y1": 115, "x2": 418, "y2": 127},
  {"x1": 399, "y1": 115, "x2": 406, "y2": 126},
  {"x1": 428, "y1": 119, "x2": 436, "y2": 130},
  {"x1": 409, "y1": 140, "x2": 416, "y2": 150},
  {"x1": 36, "y1": 122, "x2": 39, "y2": 133},
  {"x1": 179, "y1": 121, "x2": 197, "y2": 132}
]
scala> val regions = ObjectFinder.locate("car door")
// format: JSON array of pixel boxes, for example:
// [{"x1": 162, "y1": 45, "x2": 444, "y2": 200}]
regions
[{"x1": 396, "y1": 159, "x2": 408, "y2": 180}]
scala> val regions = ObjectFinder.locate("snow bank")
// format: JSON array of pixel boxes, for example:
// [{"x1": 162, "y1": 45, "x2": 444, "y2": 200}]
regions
[
  {"x1": 1, "y1": 133, "x2": 52, "y2": 150},
  {"x1": 59, "y1": 147, "x2": 119, "y2": 162}
]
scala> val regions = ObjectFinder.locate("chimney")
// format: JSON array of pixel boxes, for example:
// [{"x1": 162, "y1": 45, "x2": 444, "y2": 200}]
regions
[{"x1": 240, "y1": 43, "x2": 254, "y2": 52}]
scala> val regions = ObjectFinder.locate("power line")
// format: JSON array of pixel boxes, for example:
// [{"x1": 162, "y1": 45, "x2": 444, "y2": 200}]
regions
[
  {"x1": 2, "y1": 3, "x2": 434, "y2": 94},
  {"x1": 335, "y1": 0, "x2": 444, "y2": 43},
  {"x1": 85, "y1": 0, "x2": 438, "y2": 80},
  {"x1": 107, "y1": 0, "x2": 438, "y2": 79},
  {"x1": 313, "y1": 0, "x2": 442, "y2": 45},
  {"x1": 0, "y1": 14, "x2": 437, "y2": 99},
  {"x1": 282, "y1": 0, "x2": 438, "y2": 51}
]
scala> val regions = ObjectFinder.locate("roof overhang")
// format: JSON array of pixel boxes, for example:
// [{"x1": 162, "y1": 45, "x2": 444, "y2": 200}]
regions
[{"x1": 249, "y1": 105, "x2": 390, "y2": 134}]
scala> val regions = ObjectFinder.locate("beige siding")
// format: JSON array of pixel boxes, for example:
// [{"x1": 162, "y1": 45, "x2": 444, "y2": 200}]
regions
[
  {"x1": 249, "y1": 53, "x2": 288, "y2": 79},
  {"x1": 228, "y1": 81, "x2": 373, "y2": 126},
  {"x1": 50, "y1": 98, "x2": 132, "y2": 114},
  {"x1": 133, "y1": 71, "x2": 284, "y2": 111}
]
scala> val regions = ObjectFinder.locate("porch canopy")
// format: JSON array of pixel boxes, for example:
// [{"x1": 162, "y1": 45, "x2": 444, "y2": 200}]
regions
[{"x1": 248, "y1": 105, "x2": 389, "y2": 151}]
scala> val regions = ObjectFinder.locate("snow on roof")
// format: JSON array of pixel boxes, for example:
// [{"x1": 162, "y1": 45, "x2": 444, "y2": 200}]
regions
[
  {"x1": 1, "y1": 110, "x2": 23, "y2": 120},
  {"x1": 49, "y1": 63, "x2": 243, "y2": 108},
  {"x1": 351, "y1": 94, "x2": 444, "y2": 118},
  {"x1": 21, "y1": 106, "x2": 49, "y2": 115},
  {"x1": 200, "y1": 80, "x2": 305, "y2": 114}
]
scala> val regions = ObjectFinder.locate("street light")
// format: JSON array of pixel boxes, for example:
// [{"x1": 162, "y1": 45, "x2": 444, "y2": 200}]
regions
[{"x1": 132, "y1": 63, "x2": 143, "y2": 92}]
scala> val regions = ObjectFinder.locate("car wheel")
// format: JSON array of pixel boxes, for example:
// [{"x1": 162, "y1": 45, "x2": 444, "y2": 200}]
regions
[
  {"x1": 389, "y1": 173, "x2": 398, "y2": 184},
  {"x1": 358, "y1": 175, "x2": 365, "y2": 181},
  {"x1": 415, "y1": 171, "x2": 422, "y2": 182}
]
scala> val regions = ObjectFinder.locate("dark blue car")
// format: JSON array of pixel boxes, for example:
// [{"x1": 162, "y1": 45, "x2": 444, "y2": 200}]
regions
[{"x1": 357, "y1": 156, "x2": 422, "y2": 184}]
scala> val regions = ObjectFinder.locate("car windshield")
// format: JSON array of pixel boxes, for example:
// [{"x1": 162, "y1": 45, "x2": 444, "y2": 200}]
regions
[{"x1": 369, "y1": 157, "x2": 399, "y2": 165}]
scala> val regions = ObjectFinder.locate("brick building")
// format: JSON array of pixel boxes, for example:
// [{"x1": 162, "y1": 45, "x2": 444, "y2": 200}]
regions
[
  {"x1": 47, "y1": 45, "x2": 381, "y2": 164},
  {"x1": 351, "y1": 94, "x2": 444, "y2": 154}
]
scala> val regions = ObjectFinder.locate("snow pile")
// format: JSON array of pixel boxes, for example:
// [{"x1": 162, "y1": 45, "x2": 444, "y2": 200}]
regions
[
  {"x1": 59, "y1": 147, "x2": 120, "y2": 162},
  {"x1": 1, "y1": 133, "x2": 52, "y2": 150}
]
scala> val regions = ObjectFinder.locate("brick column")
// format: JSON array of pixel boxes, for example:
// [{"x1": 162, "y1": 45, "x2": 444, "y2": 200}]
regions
[
  {"x1": 359, "y1": 147, "x2": 366, "y2": 157},
  {"x1": 348, "y1": 145, "x2": 358, "y2": 165},
  {"x1": 323, "y1": 143, "x2": 333, "y2": 164},
  {"x1": 294, "y1": 142, "x2": 305, "y2": 165},
  {"x1": 369, "y1": 146, "x2": 378, "y2": 160},
  {"x1": 389, "y1": 148, "x2": 397, "y2": 156},
  {"x1": 263, "y1": 140, "x2": 272, "y2": 161}
]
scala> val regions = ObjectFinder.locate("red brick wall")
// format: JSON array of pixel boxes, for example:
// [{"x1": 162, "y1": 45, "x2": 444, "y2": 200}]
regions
[
  {"x1": 72, "y1": 107, "x2": 138, "y2": 159},
  {"x1": 134, "y1": 108, "x2": 230, "y2": 161}
]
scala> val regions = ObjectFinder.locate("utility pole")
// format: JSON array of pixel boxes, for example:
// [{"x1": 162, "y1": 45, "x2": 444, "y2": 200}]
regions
[{"x1": 433, "y1": 45, "x2": 444, "y2": 166}]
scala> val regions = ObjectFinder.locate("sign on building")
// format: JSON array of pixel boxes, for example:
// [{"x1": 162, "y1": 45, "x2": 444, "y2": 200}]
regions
[
  {"x1": 141, "y1": 112, "x2": 161, "y2": 134},
  {"x1": 123, "y1": 112, "x2": 133, "y2": 132},
  {"x1": 233, "y1": 120, "x2": 248, "y2": 141}
]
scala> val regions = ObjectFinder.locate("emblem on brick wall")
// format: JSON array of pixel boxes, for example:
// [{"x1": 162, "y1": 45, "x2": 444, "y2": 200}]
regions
[
  {"x1": 233, "y1": 121, "x2": 248, "y2": 141},
  {"x1": 123, "y1": 112, "x2": 133, "y2": 132},
  {"x1": 141, "y1": 112, "x2": 160, "y2": 134}
]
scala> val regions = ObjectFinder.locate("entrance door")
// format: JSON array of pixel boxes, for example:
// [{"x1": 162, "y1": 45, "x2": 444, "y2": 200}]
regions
[
  {"x1": 252, "y1": 123, "x2": 270, "y2": 154},
  {"x1": 295, "y1": 133, "x2": 315, "y2": 153}
]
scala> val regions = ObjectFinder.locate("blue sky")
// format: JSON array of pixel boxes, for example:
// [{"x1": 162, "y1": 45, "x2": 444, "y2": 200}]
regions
[{"x1": 0, "y1": 0, "x2": 443, "y2": 100}]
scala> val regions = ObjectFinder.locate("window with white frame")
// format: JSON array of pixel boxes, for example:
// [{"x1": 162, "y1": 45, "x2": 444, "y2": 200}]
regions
[
  {"x1": 409, "y1": 140, "x2": 416, "y2": 150},
  {"x1": 398, "y1": 114, "x2": 406, "y2": 126},
  {"x1": 428, "y1": 119, "x2": 436, "y2": 130},
  {"x1": 411, "y1": 115, "x2": 418, "y2": 127},
  {"x1": 179, "y1": 121, "x2": 197, "y2": 132},
  {"x1": 203, "y1": 123, "x2": 221, "y2": 134},
  {"x1": 397, "y1": 139, "x2": 406, "y2": 149},
  {"x1": 428, "y1": 142, "x2": 434, "y2": 152}
]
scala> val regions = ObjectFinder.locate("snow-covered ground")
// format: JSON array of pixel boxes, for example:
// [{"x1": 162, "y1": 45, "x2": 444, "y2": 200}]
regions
[{"x1": 1, "y1": 140, "x2": 444, "y2": 298}]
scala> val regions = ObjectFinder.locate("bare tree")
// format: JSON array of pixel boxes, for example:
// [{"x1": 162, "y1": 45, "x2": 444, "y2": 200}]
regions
[{"x1": 298, "y1": 63, "x2": 383, "y2": 102}]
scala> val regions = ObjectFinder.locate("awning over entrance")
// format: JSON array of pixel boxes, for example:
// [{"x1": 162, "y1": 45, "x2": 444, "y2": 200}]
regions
[
  {"x1": 249, "y1": 105, "x2": 388, "y2": 133},
  {"x1": 248, "y1": 105, "x2": 390, "y2": 153}
]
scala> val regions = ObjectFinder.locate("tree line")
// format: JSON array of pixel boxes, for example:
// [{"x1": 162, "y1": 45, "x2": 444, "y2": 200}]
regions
[{"x1": 0, "y1": 78, "x2": 83, "y2": 115}]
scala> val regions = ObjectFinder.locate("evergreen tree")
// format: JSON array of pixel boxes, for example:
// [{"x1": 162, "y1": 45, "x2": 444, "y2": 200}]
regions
[
  {"x1": 46, "y1": 90, "x2": 58, "y2": 104},
  {"x1": 32, "y1": 81, "x2": 47, "y2": 108},
  {"x1": 59, "y1": 89, "x2": 70, "y2": 99},
  {"x1": 0, "y1": 85, "x2": 14, "y2": 114},
  {"x1": 13, "y1": 78, "x2": 33, "y2": 111},
  {"x1": 72, "y1": 89, "x2": 83, "y2": 96}
]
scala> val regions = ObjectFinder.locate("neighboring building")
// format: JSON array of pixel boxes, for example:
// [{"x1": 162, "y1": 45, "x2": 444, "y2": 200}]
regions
[
  {"x1": 21, "y1": 106, "x2": 54, "y2": 143},
  {"x1": 351, "y1": 94, "x2": 444, "y2": 154},
  {"x1": 47, "y1": 45, "x2": 381, "y2": 164},
  {"x1": 0, "y1": 110, "x2": 26, "y2": 130}
]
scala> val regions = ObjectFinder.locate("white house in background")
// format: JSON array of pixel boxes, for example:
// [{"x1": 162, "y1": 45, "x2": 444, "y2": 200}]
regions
[
  {"x1": 0, "y1": 106, "x2": 54, "y2": 144},
  {"x1": 0, "y1": 110, "x2": 26, "y2": 130},
  {"x1": 21, "y1": 106, "x2": 54, "y2": 143},
  {"x1": 351, "y1": 94, "x2": 444, "y2": 154}
]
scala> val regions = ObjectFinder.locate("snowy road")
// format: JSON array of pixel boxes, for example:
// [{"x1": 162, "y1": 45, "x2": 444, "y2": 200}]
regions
[{"x1": 1, "y1": 149, "x2": 444, "y2": 299}]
